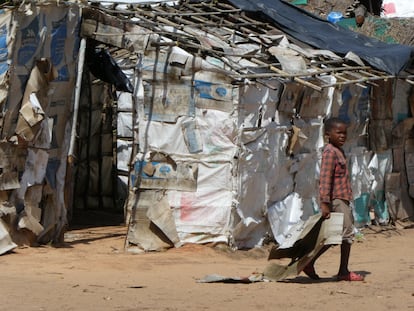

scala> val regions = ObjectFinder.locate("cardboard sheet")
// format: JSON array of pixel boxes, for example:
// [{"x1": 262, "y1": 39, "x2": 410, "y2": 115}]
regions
[
  {"x1": 17, "y1": 148, "x2": 49, "y2": 199},
  {"x1": 126, "y1": 191, "x2": 174, "y2": 251},
  {"x1": 16, "y1": 59, "x2": 57, "y2": 141},
  {"x1": 132, "y1": 158, "x2": 198, "y2": 192},
  {"x1": 265, "y1": 213, "x2": 343, "y2": 281},
  {"x1": 144, "y1": 82, "x2": 194, "y2": 122},
  {"x1": 0, "y1": 142, "x2": 21, "y2": 190}
]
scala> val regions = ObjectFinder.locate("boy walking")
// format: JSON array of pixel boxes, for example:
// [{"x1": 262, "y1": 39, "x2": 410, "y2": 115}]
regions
[{"x1": 303, "y1": 117, "x2": 364, "y2": 281}]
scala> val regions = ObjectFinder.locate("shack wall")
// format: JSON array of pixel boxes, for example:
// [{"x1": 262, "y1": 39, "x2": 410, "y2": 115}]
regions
[{"x1": 0, "y1": 3, "x2": 81, "y2": 249}]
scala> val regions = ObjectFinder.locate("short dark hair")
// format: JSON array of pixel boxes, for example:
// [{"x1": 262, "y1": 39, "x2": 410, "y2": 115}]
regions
[{"x1": 324, "y1": 117, "x2": 347, "y2": 133}]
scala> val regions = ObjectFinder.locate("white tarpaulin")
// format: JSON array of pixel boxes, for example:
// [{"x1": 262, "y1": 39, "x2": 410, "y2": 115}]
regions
[
  {"x1": 382, "y1": 0, "x2": 414, "y2": 18},
  {"x1": 268, "y1": 192, "x2": 303, "y2": 245},
  {"x1": 0, "y1": 219, "x2": 17, "y2": 255}
]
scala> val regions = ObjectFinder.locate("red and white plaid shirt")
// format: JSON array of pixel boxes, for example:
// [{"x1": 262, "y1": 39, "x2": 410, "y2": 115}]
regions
[{"x1": 319, "y1": 143, "x2": 353, "y2": 204}]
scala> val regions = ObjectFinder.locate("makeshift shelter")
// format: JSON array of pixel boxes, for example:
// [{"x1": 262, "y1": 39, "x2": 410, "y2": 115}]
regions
[
  {"x1": 78, "y1": 0, "x2": 413, "y2": 251},
  {"x1": 0, "y1": 1, "x2": 81, "y2": 253},
  {"x1": 0, "y1": 0, "x2": 413, "y2": 254}
]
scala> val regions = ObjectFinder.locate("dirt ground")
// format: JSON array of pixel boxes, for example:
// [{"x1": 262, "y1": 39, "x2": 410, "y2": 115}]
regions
[{"x1": 1, "y1": 222, "x2": 414, "y2": 311}]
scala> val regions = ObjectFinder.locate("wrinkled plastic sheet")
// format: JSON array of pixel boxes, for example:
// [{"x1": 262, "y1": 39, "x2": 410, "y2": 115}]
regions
[
  {"x1": 228, "y1": 0, "x2": 413, "y2": 74},
  {"x1": 170, "y1": 176, "x2": 233, "y2": 240},
  {"x1": 268, "y1": 192, "x2": 303, "y2": 245},
  {"x1": 138, "y1": 112, "x2": 237, "y2": 158},
  {"x1": 382, "y1": 0, "x2": 414, "y2": 18},
  {"x1": 0, "y1": 219, "x2": 17, "y2": 255},
  {"x1": 86, "y1": 47, "x2": 133, "y2": 93},
  {"x1": 126, "y1": 162, "x2": 233, "y2": 249}
]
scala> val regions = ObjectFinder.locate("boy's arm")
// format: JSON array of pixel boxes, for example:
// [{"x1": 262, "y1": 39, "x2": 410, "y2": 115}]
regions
[{"x1": 320, "y1": 202, "x2": 331, "y2": 219}]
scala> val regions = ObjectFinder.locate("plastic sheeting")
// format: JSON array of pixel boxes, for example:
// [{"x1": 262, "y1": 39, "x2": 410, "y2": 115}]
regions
[
  {"x1": 228, "y1": 0, "x2": 413, "y2": 75},
  {"x1": 268, "y1": 192, "x2": 303, "y2": 245},
  {"x1": 0, "y1": 219, "x2": 16, "y2": 255},
  {"x1": 0, "y1": 4, "x2": 81, "y2": 244},
  {"x1": 382, "y1": 0, "x2": 414, "y2": 18}
]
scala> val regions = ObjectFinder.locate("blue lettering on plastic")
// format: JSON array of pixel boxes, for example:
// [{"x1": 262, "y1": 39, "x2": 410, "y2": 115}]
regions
[
  {"x1": 0, "y1": 63, "x2": 8, "y2": 75},
  {"x1": 215, "y1": 87, "x2": 227, "y2": 97},
  {"x1": 0, "y1": 24, "x2": 8, "y2": 75},
  {"x1": 0, "y1": 32, "x2": 6, "y2": 48},
  {"x1": 51, "y1": 15, "x2": 67, "y2": 67},
  {"x1": 57, "y1": 65, "x2": 69, "y2": 81},
  {"x1": 195, "y1": 80, "x2": 228, "y2": 100},
  {"x1": 17, "y1": 17, "x2": 39, "y2": 65},
  {"x1": 158, "y1": 165, "x2": 171, "y2": 174},
  {"x1": 194, "y1": 80, "x2": 214, "y2": 100}
]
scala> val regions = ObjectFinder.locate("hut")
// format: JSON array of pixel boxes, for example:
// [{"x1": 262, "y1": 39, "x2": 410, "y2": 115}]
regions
[{"x1": 0, "y1": 0, "x2": 413, "y2": 254}]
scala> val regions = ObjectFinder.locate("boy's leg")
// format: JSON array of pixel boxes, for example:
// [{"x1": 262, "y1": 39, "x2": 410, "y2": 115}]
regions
[
  {"x1": 332, "y1": 199, "x2": 364, "y2": 281},
  {"x1": 303, "y1": 244, "x2": 331, "y2": 279},
  {"x1": 337, "y1": 241, "x2": 363, "y2": 281},
  {"x1": 338, "y1": 242, "x2": 351, "y2": 276}
]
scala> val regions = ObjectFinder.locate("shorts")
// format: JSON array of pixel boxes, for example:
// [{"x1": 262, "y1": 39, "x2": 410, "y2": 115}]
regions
[{"x1": 332, "y1": 199, "x2": 354, "y2": 244}]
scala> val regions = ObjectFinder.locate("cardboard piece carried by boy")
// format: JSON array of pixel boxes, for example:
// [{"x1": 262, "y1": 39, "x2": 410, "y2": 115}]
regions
[{"x1": 265, "y1": 212, "x2": 343, "y2": 281}]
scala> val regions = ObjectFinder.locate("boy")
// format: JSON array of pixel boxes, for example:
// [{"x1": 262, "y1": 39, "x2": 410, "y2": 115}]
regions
[{"x1": 303, "y1": 117, "x2": 364, "y2": 281}]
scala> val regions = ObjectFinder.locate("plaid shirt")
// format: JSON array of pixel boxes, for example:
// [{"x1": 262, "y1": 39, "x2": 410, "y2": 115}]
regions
[{"x1": 319, "y1": 143, "x2": 353, "y2": 204}]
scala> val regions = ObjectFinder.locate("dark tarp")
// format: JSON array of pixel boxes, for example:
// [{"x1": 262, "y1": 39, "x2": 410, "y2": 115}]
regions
[
  {"x1": 228, "y1": 0, "x2": 413, "y2": 75},
  {"x1": 86, "y1": 43, "x2": 134, "y2": 93}
]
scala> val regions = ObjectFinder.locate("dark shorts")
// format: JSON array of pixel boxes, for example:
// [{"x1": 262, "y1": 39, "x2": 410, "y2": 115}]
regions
[{"x1": 332, "y1": 199, "x2": 354, "y2": 244}]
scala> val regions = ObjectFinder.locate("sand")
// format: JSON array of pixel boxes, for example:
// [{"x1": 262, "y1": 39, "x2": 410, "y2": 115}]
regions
[{"x1": 1, "y1": 222, "x2": 413, "y2": 311}]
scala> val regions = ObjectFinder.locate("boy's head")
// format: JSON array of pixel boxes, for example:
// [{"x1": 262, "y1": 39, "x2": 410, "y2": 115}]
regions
[{"x1": 324, "y1": 117, "x2": 348, "y2": 148}]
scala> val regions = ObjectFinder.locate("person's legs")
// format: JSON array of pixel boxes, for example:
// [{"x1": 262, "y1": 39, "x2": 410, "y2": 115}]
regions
[
  {"x1": 304, "y1": 199, "x2": 364, "y2": 280},
  {"x1": 332, "y1": 199, "x2": 364, "y2": 281}
]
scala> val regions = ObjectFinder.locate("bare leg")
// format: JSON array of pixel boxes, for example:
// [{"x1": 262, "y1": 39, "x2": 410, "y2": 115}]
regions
[
  {"x1": 338, "y1": 242, "x2": 351, "y2": 276},
  {"x1": 303, "y1": 245, "x2": 331, "y2": 279},
  {"x1": 336, "y1": 242, "x2": 364, "y2": 281}
]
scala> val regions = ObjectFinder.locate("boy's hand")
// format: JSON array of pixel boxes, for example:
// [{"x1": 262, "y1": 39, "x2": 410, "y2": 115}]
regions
[{"x1": 320, "y1": 202, "x2": 331, "y2": 219}]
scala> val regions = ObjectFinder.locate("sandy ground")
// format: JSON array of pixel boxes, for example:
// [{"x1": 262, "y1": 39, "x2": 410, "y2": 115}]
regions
[{"x1": 1, "y1": 222, "x2": 414, "y2": 311}]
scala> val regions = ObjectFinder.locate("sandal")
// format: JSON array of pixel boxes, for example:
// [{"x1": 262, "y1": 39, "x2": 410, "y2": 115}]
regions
[
  {"x1": 337, "y1": 271, "x2": 364, "y2": 281},
  {"x1": 303, "y1": 264, "x2": 321, "y2": 280}
]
